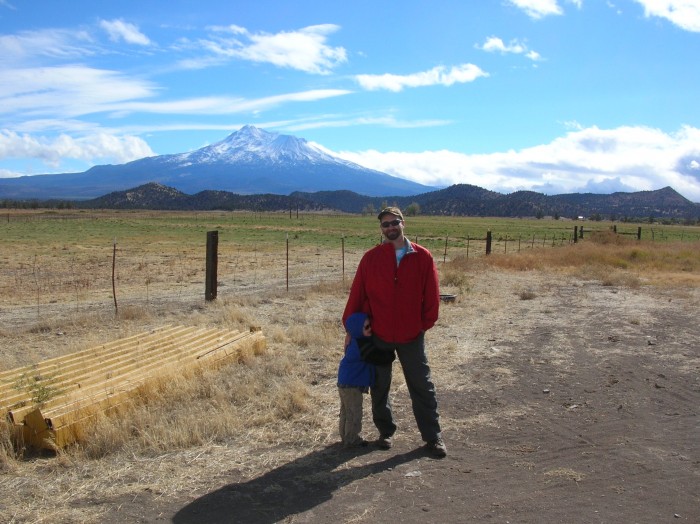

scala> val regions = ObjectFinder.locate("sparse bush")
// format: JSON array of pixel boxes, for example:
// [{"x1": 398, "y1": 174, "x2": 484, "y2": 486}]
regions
[
  {"x1": 519, "y1": 290, "x2": 537, "y2": 300},
  {"x1": 600, "y1": 271, "x2": 642, "y2": 288},
  {"x1": 0, "y1": 419, "x2": 20, "y2": 467},
  {"x1": 440, "y1": 268, "x2": 472, "y2": 292},
  {"x1": 477, "y1": 237, "x2": 699, "y2": 288},
  {"x1": 405, "y1": 202, "x2": 421, "y2": 216},
  {"x1": 588, "y1": 230, "x2": 631, "y2": 245},
  {"x1": 271, "y1": 378, "x2": 310, "y2": 419},
  {"x1": 116, "y1": 305, "x2": 152, "y2": 321},
  {"x1": 14, "y1": 372, "x2": 63, "y2": 405}
]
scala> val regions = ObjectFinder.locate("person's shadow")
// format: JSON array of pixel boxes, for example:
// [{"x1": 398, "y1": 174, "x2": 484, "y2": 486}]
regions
[{"x1": 172, "y1": 444, "x2": 426, "y2": 523}]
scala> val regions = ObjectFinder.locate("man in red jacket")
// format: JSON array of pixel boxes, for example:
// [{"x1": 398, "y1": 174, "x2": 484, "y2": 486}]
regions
[{"x1": 342, "y1": 206, "x2": 446, "y2": 458}]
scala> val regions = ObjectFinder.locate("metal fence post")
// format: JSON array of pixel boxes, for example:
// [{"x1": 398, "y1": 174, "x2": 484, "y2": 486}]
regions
[{"x1": 205, "y1": 230, "x2": 218, "y2": 301}]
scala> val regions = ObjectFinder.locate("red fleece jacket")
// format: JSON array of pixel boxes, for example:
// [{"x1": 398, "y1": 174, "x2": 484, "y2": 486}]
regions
[{"x1": 342, "y1": 241, "x2": 440, "y2": 344}]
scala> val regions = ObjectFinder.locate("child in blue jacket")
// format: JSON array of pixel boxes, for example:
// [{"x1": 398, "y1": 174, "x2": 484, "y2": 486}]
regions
[{"x1": 337, "y1": 312, "x2": 376, "y2": 448}]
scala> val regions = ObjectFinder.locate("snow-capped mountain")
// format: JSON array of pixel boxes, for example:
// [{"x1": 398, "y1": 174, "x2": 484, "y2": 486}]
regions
[
  {"x1": 178, "y1": 125, "x2": 341, "y2": 165},
  {"x1": 0, "y1": 126, "x2": 434, "y2": 200}
]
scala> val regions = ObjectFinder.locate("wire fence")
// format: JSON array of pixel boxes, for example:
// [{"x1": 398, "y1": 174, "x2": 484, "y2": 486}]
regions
[{"x1": 2, "y1": 223, "x2": 698, "y2": 327}]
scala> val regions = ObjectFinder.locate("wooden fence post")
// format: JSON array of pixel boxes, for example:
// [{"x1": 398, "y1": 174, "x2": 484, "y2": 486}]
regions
[
  {"x1": 637, "y1": 226, "x2": 642, "y2": 240},
  {"x1": 205, "y1": 230, "x2": 218, "y2": 301},
  {"x1": 112, "y1": 238, "x2": 118, "y2": 314},
  {"x1": 485, "y1": 230, "x2": 492, "y2": 255},
  {"x1": 573, "y1": 226, "x2": 578, "y2": 243}
]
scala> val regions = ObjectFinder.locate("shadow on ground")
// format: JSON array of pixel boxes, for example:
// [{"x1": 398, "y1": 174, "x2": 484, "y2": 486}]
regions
[{"x1": 172, "y1": 444, "x2": 426, "y2": 523}]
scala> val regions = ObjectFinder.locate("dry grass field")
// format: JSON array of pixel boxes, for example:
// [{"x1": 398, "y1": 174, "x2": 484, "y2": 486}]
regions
[{"x1": 1, "y1": 212, "x2": 699, "y2": 523}]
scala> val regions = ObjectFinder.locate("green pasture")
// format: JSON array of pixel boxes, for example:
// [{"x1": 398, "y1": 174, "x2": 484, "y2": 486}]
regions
[{"x1": 2, "y1": 210, "x2": 699, "y2": 257}]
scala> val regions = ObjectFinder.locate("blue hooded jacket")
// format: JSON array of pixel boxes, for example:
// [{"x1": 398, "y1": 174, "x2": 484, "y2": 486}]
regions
[{"x1": 338, "y1": 312, "x2": 375, "y2": 388}]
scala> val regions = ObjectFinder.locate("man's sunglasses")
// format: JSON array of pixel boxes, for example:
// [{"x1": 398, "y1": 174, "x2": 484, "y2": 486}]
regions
[{"x1": 380, "y1": 218, "x2": 402, "y2": 228}]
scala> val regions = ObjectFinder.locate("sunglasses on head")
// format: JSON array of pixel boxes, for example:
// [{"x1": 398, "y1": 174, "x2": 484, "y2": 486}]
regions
[{"x1": 380, "y1": 218, "x2": 402, "y2": 228}]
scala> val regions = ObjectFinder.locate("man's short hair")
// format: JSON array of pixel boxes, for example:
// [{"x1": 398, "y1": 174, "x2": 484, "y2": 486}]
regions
[{"x1": 377, "y1": 206, "x2": 404, "y2": 221}]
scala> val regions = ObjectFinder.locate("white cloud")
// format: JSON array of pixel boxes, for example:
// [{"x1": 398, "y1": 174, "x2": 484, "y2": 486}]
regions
[
  {"x1": 480, "y1": 36, "x2": 525, "y2": 54},
  {"x1": 0, "y1": 28, "x2": 96, "y2": 65},
  {"x1": 355, "y1": 64, "x2": 488, "y2": 92},
  {"x1": 633, "y1": 0, "x2": 700, "y2": 32},
  {"x1": 507, "y1": 0, "x2": 563, "y2": 19},
  {"x1": 112, "y1": 89, "x2": 352, "y2": 115},
  {"x1": 200, "y1": 24, "x2": 347, "y2": 74},
  {"x1": 99, "y1": 19, "x2": 151, "y2": 46},
  {"x1": 0, "y1": 66, "x2": 157, "y2": 118},
  {"x1": 0, "y1": 61, "x2": 348, "y2": 122},
  {"x1": 477, "y1": 36, "x2": 542, "y2": 60},
  {"x1": 332, "y1": 125, "x2": 700, "y2": 202},
  {"x1": 0, "y1": 168, "x2": 22, "y2": 178},
  {"x1": 0, "y1": 130, "x2": 154, "y2": 168},
  {"x1": 289, "y1": 116, "x2": 450, "y2": 132}
]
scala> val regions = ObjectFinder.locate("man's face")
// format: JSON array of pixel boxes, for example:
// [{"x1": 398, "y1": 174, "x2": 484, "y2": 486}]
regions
[{"x1": 380, "y1": 214, "x2": 404, "y2": 241}]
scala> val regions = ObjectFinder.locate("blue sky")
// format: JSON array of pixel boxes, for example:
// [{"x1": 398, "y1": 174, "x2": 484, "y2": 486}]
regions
[{"x1": 2, "y1": 0, "x2": 700, "y2": 201}]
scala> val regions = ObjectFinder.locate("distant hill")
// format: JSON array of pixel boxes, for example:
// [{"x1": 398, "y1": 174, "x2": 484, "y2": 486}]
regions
[
  {"x1": 0, "y1": 125, "x2": 434, "y2": 200},
  {"x1": 80, "y1": 182, "x2": 325, "y2": 212},
  {"x1": 73, "y1": 182, "x2": 700, "y2": 221},
  {"x1": 293, "y1": 184, "x2": 700, "y2": 219}
]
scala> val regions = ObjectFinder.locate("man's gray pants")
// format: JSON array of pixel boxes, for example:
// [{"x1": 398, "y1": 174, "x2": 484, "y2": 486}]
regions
[{"x1": 371, "y1": 332, "x2": 442, "y2": 442}]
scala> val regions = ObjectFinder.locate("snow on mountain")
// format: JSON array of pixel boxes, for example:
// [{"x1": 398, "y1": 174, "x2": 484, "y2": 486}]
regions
[{"x1": 174, "y1": 125, "x2": 351, "y2": 165}]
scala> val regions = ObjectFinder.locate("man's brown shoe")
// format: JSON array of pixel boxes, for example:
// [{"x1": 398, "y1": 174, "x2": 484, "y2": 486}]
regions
[
  {"x1": 426, "y1": 437, "x2": 447, "y2": 458},
  {"x1": 375, "y1": 435, "x2": 393, "y2": 449}
]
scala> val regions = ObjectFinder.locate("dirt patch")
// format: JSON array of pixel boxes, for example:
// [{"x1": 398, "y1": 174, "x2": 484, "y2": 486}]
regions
[{"x1": 2, "y1": 270, "x2": 699, "y2": 523}]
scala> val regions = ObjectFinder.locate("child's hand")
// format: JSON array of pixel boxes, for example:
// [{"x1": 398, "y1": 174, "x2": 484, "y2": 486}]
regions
[{"x1": 344, "y1": 332, "x2": 351, "y2": 349}]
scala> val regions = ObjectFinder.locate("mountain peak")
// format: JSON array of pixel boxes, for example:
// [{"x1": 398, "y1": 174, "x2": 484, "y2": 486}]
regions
[
  {"x1": 185, "y1": 125, "x2": 333, "y2": 165},
  {"x1": 228, "y1": 124, "x2": 275, "y2": 142}
]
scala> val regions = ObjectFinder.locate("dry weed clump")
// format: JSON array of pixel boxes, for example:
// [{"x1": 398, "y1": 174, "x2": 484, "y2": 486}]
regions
[
  {"x1": 0, "y1": 419, "x2": 19, "y2": 469},
  {"x1": 286, "y1": 318, "x2": 341, "y2": 349},
  {"x1": 464, "y1": 235, "x2": 700, "y2": 288},
  {"x1": 115, "y1": 304, "x2": 153, "y2": 321},
  {"x1": 439, "y1": 254, "x2": 475, "y2": 293},
  {"x1": 584, "y1": 266, "x2": 642, "y2": 288},
  {"x1": 208, "y1": 299, "x2": 257, "y2": 331},
  {"x1": 543, "y1": 467, "x2": 586, "y2": 483},
  {"x1": 518, "y1": 289, "x2": 537, "y2": 300},
  {"x1": 304, "y1": 279, "x2": 349, "y2": 297},
  {"x1": 20, "y1": 310, "x2": 118, "y2": 338}
]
